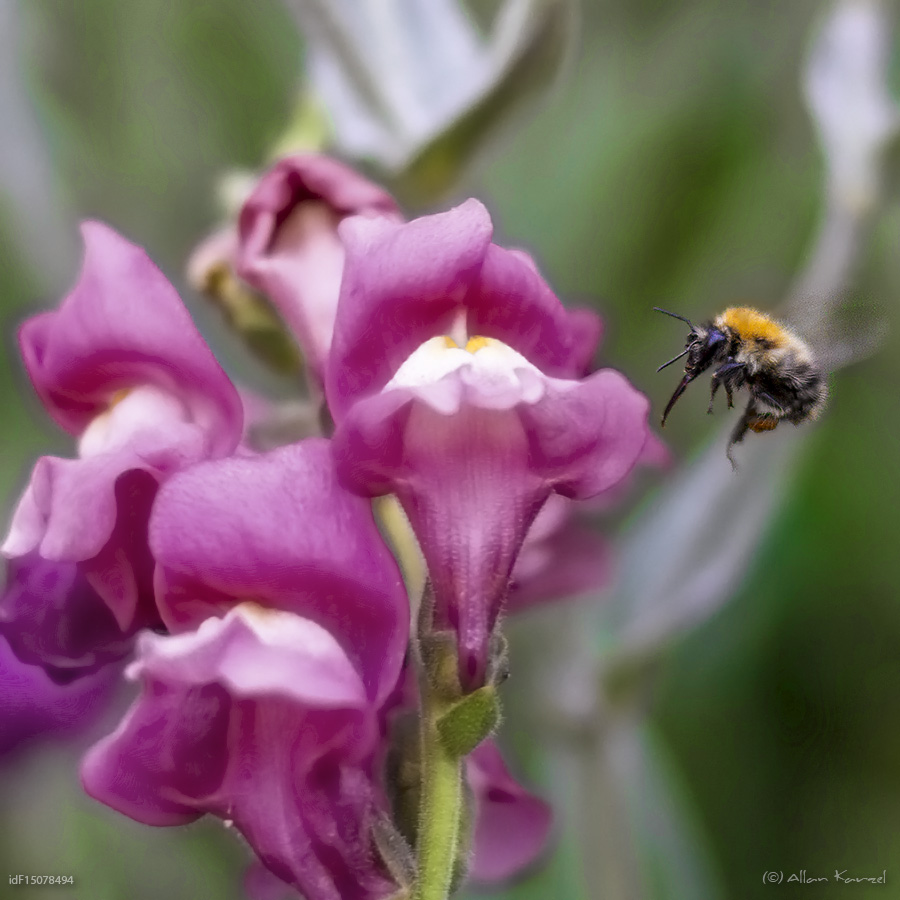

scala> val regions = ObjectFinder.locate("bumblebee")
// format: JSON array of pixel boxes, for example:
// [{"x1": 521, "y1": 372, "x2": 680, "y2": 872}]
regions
[{"x1": 655, "y1": 306, "x2": 827, "y2": 464}]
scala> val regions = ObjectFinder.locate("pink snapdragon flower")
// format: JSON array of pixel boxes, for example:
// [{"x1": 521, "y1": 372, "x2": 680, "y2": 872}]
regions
[
  {"x1": 84, "y1": 432, "x2": 554, "y2": 894},
  {"x1": 327, "y1": 200, "x2": 652, "y2": 687},
  {"x1": 189, "y1": 154, "x2": 400, "y2": 386},
  {"x1": 1, "y1": 223, "x2": 243, "y2": 675},
  {"x1": 82, "y1": 606, "x2": 399, "y2": 900},
  {"x1": 85, "y1": 439, "x2": 410, "y2": 899}
]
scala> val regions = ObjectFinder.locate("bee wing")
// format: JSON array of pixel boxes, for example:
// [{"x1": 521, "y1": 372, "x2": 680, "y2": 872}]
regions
[
  {"x1": 813, "y1": 316, "x2": 887, "y2": 372},
  {"x1": 783, "y1": 296, "x2": 886, "y2": 373}
]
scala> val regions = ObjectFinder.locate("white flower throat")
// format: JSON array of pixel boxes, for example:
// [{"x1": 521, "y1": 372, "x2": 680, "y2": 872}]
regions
[{"x1": 386, "y1": 325, "x2": 544, "y2": 406}]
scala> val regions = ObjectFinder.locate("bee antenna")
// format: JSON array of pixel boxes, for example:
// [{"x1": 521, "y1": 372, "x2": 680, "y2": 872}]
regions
[
  {"x1": 653, "y1": 307, "x2": 695, "y2": 329},
  {"x1": 656, "y1": 347, "x2": 690, "y2": 372}
]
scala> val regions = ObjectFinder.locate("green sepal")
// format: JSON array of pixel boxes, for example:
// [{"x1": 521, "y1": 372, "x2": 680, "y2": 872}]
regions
[
  {"x1": 419, "y1": 630, "x2": 462, "y2": 701},
  {"x1": 372, "y1": 811, "x2": 417, "y2": 894},
  {"x1": 384, "y1": 712, "x2": 423, "y2": 850},
  {"x1": 436, "y1": 686, "x2": 501, "y2": 758},
  {"x1": 486, "y1": 629, "x2": 510, "y2": 687},
  {"x1": 199, "y1": 264, "x2": 303, "y2": 376}
]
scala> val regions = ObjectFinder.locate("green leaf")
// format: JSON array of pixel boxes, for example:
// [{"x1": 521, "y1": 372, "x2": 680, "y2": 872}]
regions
[{"x1": 436, "y1": 686, "x2": 501, "y2": 758}]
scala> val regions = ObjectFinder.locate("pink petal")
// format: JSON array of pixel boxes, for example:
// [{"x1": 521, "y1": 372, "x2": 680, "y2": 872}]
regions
[
  {"x1": 519, "y1": 369, "x2": 651, "y2": 497},
  {"x1": 236, "y1": 155, "x2": 400, "y2": 382},
  {"x1": 129, "y1": 607, "x2": 367, "y2": 710},
  {"x1": 326, "y1": 199, "x2": 494, "y2": 420},
  {"x1": 149, "y1": 439, "x2": 408, "y2": 704},
  {"x1": 82, "y1": 611, "x2": 394, "y2": 900},
  {"x1": 0, "y1": 635, "x2": 116, "y2": 757},
  {"x1": 20, "y1": 221, "x2": 242, "y2": 451},
  {"x1": 467, "y1": 244, "x2": 597, "y2": 378},
  {"x1": 467, "y1": 741, "x2": 553, "y2": 883}
]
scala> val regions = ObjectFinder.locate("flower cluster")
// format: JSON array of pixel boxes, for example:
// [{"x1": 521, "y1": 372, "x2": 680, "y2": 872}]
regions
[{"x1": 1, "y1": 154, "x2": 655, "y2": 898}]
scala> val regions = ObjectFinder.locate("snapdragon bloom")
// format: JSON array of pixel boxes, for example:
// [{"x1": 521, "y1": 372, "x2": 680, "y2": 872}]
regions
[
  {"x1": 83, "y1": 431, "x2": 555, "y2": 895},
  {"x1": 3, "y1": 175, "x2": 655, "y2": 897},
  {"x1": 190, "y1": 154, "x2": 400, "y2": 386},
  {"x1": 1, "y1": 223, "x2": 243, "y2": 678},
  {"x1": 82, "y1": 439, "x2": 410, "y2": 899},
  {"x1": 328, "y1": 200, "x2": 652, "y2": 688},
  {"x1": 82, "y1": 606, "x2": 399, "y2": 900}
]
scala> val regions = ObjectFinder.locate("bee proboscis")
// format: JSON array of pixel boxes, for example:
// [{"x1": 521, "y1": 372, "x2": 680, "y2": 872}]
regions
[{"x1": 655, "y1": 305, "x2": 827, "y2": 465}]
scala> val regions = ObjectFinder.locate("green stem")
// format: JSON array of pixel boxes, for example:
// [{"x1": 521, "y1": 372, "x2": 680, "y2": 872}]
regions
[{"x1": 413, "y1": 680, "x2": 465, "y2": 900}]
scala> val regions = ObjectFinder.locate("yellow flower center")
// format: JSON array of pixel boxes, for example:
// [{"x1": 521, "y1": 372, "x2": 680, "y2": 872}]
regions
[
  {"x1": 109, "y1": 388, "x2": 132, "y2": 408},
  {"x1": 442, "y1": 335, "x2": 495, "y2": 353}
]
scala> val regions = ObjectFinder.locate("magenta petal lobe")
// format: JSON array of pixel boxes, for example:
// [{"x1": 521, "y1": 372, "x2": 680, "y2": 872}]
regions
[
  {"x1": 467, "y1": 741, "x2": 553, "y2": 883},
  {"x1": 20, "y1": 221, "x2": 242, "y2": 450},
  {"x1": 236, "y1": 154, "x2": 401, "y2": 384},
  {"x1": 149, "y1": 438, "x2": 409, "y2": 704},
  {"x1": 326, "y1": 199, "x2": 495, "y2": 419}
]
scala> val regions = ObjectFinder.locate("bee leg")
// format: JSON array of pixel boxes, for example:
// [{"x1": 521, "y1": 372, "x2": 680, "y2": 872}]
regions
[
  {"x1": 708, "y1": 362, "x2": 744, "y2": 414},
  {"x1": 726, "y1": 405, "x2": 753, "y2": 470},
  {"x1": 726, "y1": 447, "x2": 739, "y2": 471},
  {"x1": 707, "y1": 378, "x2": 734, "y2": 414},
  {"x1": 707, "y1": 378, "x2": 722, "y2": 415}
]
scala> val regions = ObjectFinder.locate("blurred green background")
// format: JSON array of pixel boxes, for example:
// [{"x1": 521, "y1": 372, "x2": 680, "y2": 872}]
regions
[{"x1": 2, "y1": 1, "x2": 900, "y2": 899}]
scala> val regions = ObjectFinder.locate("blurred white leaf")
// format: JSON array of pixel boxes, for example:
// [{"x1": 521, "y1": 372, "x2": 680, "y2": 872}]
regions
[
  {"x1": 804, "y1": 0, "x2": 900, "y2": 215},
  {"x1": 789, "y1": 1, "x2": 898, "y2": 343},
  {"x1": 284, "y1": 0, "x2": 485, "y2": 164},
  {"x1": 599, "y1": 428, "x2": 803, "y2": 676},
  {"x1": 282, "y1": 0, "x2": 574, "y2": 178},
  {"x1": 617, "y1": 721, "x2": 725, "y2": 900},
  {"x1": 510, "y1": 557, "x2": 724, "y2": 898}
]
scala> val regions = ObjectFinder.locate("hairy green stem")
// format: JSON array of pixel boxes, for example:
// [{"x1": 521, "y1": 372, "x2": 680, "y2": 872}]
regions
[{"x1": 413, "y1": 680, "x2": 465, "y2": 900}]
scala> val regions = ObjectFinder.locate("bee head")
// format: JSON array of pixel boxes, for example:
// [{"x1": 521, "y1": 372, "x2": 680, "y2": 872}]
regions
[
  {"x1": 683, "y1": 325, "x2": 727, "y2": 376},
  {"x1": 653, "y1": 307, "x2": 728, "y2": 427}
]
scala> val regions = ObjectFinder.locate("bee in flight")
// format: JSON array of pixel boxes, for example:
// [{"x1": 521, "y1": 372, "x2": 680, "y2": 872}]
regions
[{"x1": 655, "y1": 306, "x2": 827, "y2": 465}]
